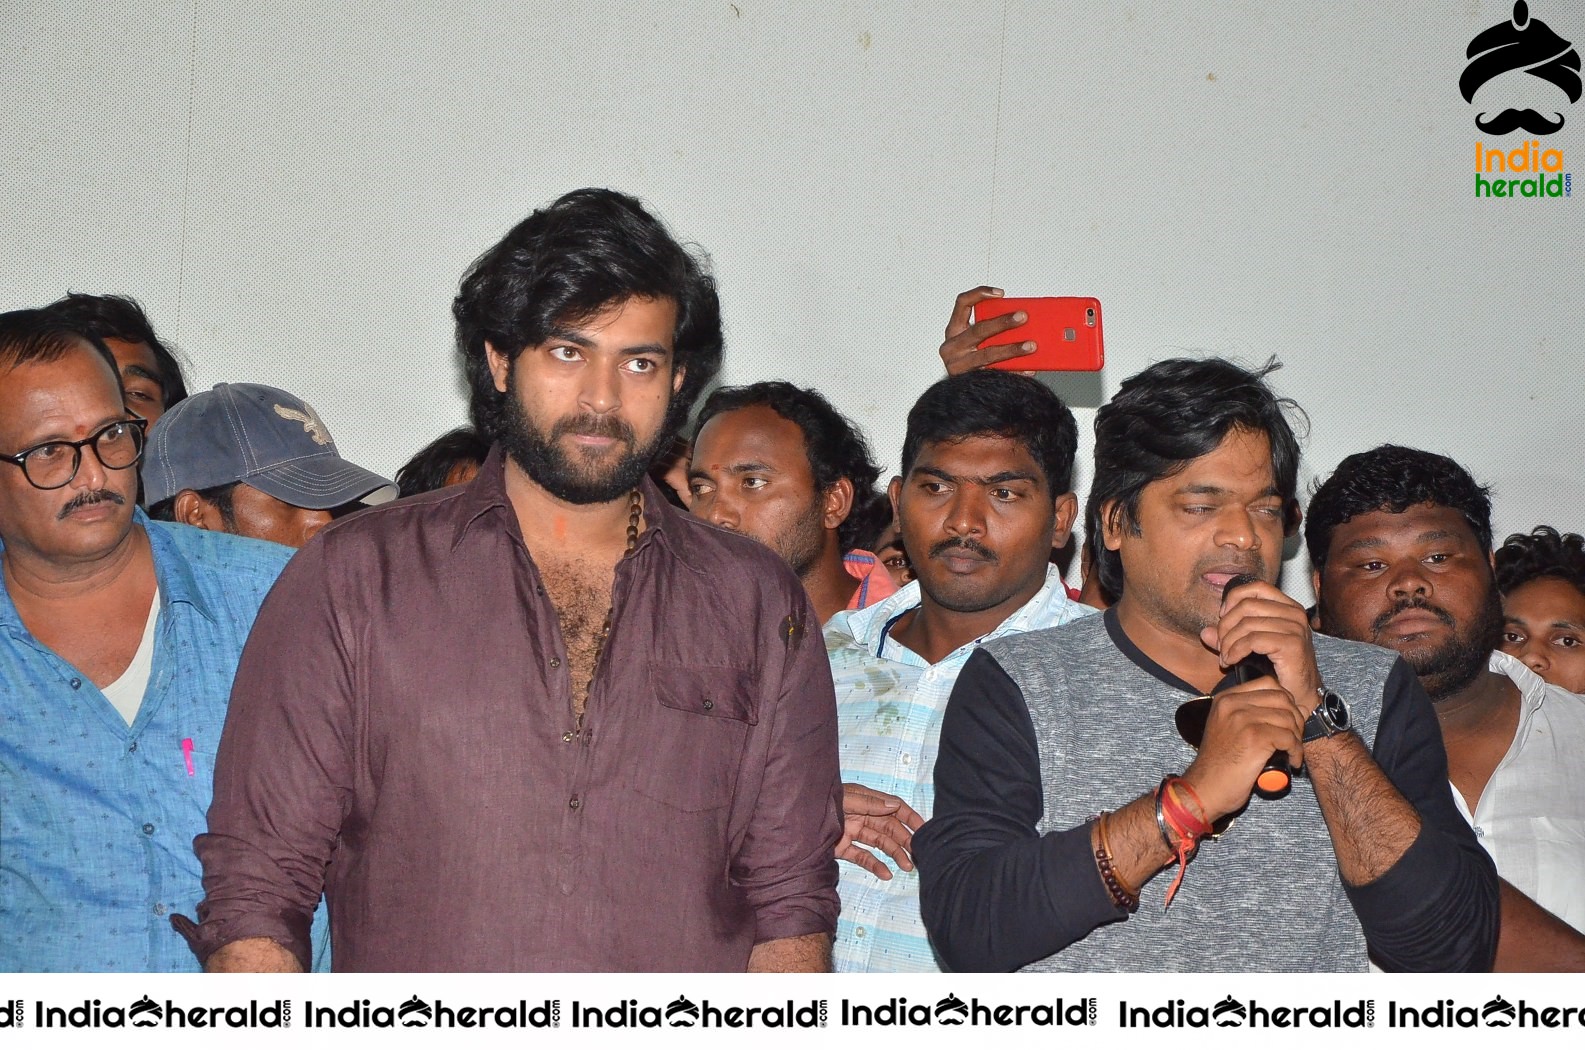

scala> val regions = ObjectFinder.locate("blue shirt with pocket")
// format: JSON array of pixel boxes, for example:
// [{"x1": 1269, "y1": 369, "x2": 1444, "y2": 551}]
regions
[{"x1": 0, "y1": 512, "x2": 297, "y2": 972}]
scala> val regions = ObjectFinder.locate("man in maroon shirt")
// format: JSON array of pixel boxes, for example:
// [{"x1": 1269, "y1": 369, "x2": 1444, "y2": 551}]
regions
[{"x1": 179, "y1": 188, "x2": 843, "y2": 972}]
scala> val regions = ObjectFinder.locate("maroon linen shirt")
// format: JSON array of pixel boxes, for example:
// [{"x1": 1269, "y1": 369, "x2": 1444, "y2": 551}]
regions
[{"x1": 180, "y1": 448, "x2": 842, "y2": 971}]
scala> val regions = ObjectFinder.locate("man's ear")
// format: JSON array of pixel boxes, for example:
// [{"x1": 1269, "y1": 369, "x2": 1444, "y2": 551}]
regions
[
  {"x1": 823, "y1": 477, "x2": 855, "y2": 532},
  {"x1": 174, "y1": 490, "x2": 223, "y2": 532},
  {"x1": 1051, "y1": 491, "x2": 1079, "y2": 549},
  {"x1": 1285, "y1": 498, "x2": 1304, "y2": 539},
  {"x1": 1099, "y1": 498, "x2": 1126, "y2": 552},
  {"x1": 887, "y1": 475, "x2": 902, "y2": 525},
  {"x1": 484, "y1": 341, "x2": 511, "y2": 394},
  {"x1": 672, "y1": 364, "x2": 686, "y2": 396}
]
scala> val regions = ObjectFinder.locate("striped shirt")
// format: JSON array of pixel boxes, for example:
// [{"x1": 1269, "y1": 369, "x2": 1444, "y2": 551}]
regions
[{"x1": 825, "y1": 564, "x2": 1094, "y2": 972}]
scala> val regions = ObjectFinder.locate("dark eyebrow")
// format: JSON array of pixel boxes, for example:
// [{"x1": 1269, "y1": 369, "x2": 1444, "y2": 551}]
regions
[
  {"x1": 914, "y1": 465, "x2": 1040, "y2": 487},
  {"x1": 1335, "y1": 528, "x2": 1463, "y2": 558},
  {"x1": 19, "y1": 414, "x2": 135, "y2": 449},
  {"x1": 120, "y1": 364, "x2": 162, "y2": 385},
  {"x1": 1176, "y1": 483, "x2": 1282, "y2": 499},
  {"x1": 688, "y1": 460, "x2": 777, "y2": 481},
  {"x1": 543, "y1": 328, "x2": 672, "y2": 359},
  {"x1": 544, "y1": 328, "x2": 595, "y2": 348},
  {"x1": 1506, "y1": 613, "x2": 1585, "y2": 632}
]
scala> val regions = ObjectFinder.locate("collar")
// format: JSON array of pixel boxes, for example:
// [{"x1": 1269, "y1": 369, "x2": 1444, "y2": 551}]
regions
[
  {"x1": 833, "y1": 563, "x2": 1085, "y2": 663},
  {"x1": 0, "y1": 508, "x2": 214, "y2": 631},
  {"x1": 1487, "y1": 649, "x2": 1557, "y2": 739},
  {"x1": 140, "y1": 510, "x2": 217, "y2": 623},
  {"x1": 1102, "y1": 605, "x2": 1240, "y2": 697},
  {"x1": 451, "y1": 443, "x2": 707, "y2": 575}
]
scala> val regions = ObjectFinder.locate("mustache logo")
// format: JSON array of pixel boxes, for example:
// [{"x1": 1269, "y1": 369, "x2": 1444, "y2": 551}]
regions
[
  {"x1": 1371, "y1": 597, "x2": 1456, "y2": 636},
  {"x1": 58, "y1": 489, "x2": 125, "y2": 519},
  {"x1": 1475, "y1": 107, "x2": 1567, "y2": 134},
  {"x1": 1461, "y1": 1, "x2": 1581, "y2": 135},
  {"x1": 929, "y1": 537, "x2": 998, "y2": 562}
]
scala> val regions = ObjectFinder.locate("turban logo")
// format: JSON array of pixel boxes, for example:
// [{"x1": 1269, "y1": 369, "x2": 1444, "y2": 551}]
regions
[{"x1": 1461, "y1": 1, "x2": 1581, "y2": 134}]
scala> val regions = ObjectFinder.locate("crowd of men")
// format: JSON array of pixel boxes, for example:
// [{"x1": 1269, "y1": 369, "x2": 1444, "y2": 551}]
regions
[{"x1": 2, "y1": 187, "x2": 1581, "y2": 973}]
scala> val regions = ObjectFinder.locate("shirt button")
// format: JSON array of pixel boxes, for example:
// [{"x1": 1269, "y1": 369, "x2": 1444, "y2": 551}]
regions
[
  {"x1": 550, "y1": 657, "x2": 561, "y2": 669},
  {"x1": 128, "y1": 742, "x2": 138, "y2": 753},
  {"x1": 855, "y1": 926, "x2": 866, "y2": 938},
  {"x1": 152, "y1": 903, "x2": 166, "y2": 916},
  {"x1": 141, "y1": 823, "x2": 155, "y2": 835},
  {"x1": 562, "y1": 731, "x2": 575, "y2": 743},
  {"x1": 70, "y1": 677, "x2": 82, "y2": 689},
  {"x1": 900, "y1": 753, "x2": 913, "y2": 766},
  {"x1": 702, "y1": 700, "x2": 714, "y2": 711},
  {"x1": 568, "y1": 796, "x2": 581, "y2": 810}
]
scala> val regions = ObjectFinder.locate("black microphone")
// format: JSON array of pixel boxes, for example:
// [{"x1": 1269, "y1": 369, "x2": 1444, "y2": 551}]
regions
[{"x1": 1221, "y1": 573, "x2": 1292, "y2": 800}]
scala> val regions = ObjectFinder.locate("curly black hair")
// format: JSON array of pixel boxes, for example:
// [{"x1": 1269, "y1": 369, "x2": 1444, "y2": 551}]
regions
[
  {"x1": 1495, "y1": 525, "x2": 1585, "y2": 597},
  {"x1": 1306, "y1": 444, "x2": 1493, "y2": 573},
  {"x1": 453, "y1": 188, "x2": 722, "y2": 443}
]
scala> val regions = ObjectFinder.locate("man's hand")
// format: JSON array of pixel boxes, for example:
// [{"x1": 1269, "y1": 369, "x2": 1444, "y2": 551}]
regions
[
  {"x1": 1182, "y1": 679, "x2": 1307, "y2": 821},
  {"x1": 836, "y1": 782, "x2": 924, "y2": 879},
  {"x1": 1201, "y1": 579, "x2": 1324, "y2": 714},
  {"x1": 938, "y1": 286, "x2": 1037, "y2": 375}
]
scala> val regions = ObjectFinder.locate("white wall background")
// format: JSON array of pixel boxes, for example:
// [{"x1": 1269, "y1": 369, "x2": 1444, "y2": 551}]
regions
[{"x1": 3, "y1": 1, "x2": 1580, "y2": 600}]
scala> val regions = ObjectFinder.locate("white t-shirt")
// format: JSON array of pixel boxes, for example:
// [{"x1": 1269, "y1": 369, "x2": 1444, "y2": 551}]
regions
[{"x1": 100, "y1": 587, "x2": 159, "y2": 725}]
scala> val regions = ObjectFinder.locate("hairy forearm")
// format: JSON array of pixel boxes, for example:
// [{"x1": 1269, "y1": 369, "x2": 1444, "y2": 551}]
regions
[
  {"x1": 205, "y1": 937, "x2": 303, "y2": 973},
  {"x1": 1305, "y1": 731, "x2": 1420, "y2": 885},
  {"x1": 1100, "y1": 792, "x2": 1179, "y2": 894},
  {"x1": 747, "y1": 933, "x2": 831, "y2": 972},
  {"x1": 1495, "y1": 880, "x2": 1585, "y2": 972}
]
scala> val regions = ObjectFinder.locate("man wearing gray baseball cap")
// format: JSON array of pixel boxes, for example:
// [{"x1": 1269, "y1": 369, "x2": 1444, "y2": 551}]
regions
[{"x1": 143, "y1": 383, "x2": 397, "y2": 548}]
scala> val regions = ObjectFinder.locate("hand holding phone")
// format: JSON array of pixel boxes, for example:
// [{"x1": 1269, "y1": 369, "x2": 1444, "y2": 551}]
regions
[{"x1": 974, "y1": 296, "x2": 1104, "y2": 372}]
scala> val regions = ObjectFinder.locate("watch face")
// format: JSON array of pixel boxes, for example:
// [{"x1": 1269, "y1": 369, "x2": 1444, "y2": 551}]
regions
[{"x1": 1322, "y1": 689, "x2": 1350, "y2": 730}]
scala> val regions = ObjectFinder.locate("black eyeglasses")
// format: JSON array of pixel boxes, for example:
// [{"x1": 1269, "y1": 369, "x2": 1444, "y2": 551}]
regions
[{"x1": 0, "y1": 418, "x2": 147, "y2": 491}]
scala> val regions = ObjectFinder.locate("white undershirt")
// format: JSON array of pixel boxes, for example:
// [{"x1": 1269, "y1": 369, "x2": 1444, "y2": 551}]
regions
[{"x1": 100, "y1": 586, "x2": 159, "y2": 725}]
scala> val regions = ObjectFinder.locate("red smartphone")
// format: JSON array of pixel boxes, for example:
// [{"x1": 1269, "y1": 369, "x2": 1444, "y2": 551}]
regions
[{"x1": 974, "y1": 296, "x2": 1104, "y2": 372}]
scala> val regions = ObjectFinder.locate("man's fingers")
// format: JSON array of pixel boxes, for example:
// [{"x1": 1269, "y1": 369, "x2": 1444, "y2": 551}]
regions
[
  {"x1": 843, "y1": 783, "x2": 906, "y2": 816},
  {"x1": 892, "y1": 798, "x2": 925, "y2": 832},
  {"x1": 836, "y1": 842, "x2": 894, "y2": 880},
  {"x1": 841, "y1": 813, "x2": 916, "y2": 870},
  {"x1": 945, "y1": 286, "x2": 1005, "y2": 338}
]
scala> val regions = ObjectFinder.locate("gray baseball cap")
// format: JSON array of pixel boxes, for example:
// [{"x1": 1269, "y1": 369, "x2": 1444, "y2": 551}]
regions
[{"x1": 142, "y1": 382, "x2": 398, "y2": 510}]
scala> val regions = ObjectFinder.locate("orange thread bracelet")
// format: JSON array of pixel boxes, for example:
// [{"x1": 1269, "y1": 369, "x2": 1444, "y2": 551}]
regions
[{"x1": 1155, "y1": 777, "x2": 1214, "y2": 908}]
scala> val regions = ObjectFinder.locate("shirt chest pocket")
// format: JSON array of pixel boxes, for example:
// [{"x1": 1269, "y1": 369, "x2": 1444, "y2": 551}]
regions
[{"x1": 623, "y1": 665, "x2": 757, "y2": 813}]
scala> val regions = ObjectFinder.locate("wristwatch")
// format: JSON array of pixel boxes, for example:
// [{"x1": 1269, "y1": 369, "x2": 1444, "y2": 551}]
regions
[{"x1": 1303, "y1": 686, "x2": 1352, "y2": 742}]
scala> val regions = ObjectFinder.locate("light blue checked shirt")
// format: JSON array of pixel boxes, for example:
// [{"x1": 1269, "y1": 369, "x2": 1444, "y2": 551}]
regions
[
  {"x1": 826, "y1": 564, "x2": 1095, "y2": 972},
  {"x1": 0, "y1": 513, "x2": 293, "y2": 972}
]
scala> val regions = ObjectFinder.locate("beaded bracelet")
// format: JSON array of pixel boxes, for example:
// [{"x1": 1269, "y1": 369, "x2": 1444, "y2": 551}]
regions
[{"x1": 1093, "y1": 813, "x2": 1139, "y2": 913}]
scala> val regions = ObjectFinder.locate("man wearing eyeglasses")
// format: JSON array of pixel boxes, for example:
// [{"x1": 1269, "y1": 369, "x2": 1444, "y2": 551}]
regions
[
  {"x1": 914, "y1": 357, "x2": 1498, "y2": 972},
  {"x1": 0, "y1": 308, "x2": 293, "y2": 972}
]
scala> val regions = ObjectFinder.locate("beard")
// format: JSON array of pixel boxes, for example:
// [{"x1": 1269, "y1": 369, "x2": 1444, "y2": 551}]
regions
[
  {"x1": 772, "y1": 496, "x2": 828, "y2": 581},
  {"x1": 1373, "y1": 591, "x2": 1505, "y2": 703},
  {"x1": 497, "y1": 388, "x2": 675, "y2": 506}
]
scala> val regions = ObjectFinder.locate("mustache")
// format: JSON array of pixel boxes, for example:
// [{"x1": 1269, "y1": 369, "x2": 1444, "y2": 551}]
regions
[
  {"x1": 58, "y1": 489, "x2": 125, "y2": 519},
  {"x1": 1475, "y1": 108, "x2": 1566, "y2": 135},
  {"x1": 551, "y1": 413, "x2": 634, "y2": 443},
  {"x1": 928, "y1": 537, "x2": 997, "y2": 562},
  {"x1": 1371, "y1": 596, "x2": 1456, "y2": 636}
]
